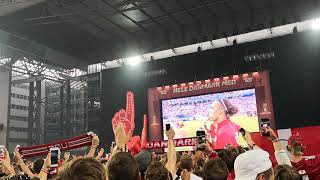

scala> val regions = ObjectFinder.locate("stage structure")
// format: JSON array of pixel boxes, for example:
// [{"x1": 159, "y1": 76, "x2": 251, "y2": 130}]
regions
[
  {"x1": 0, "y1": 53, "x2": 88, "y2": 150},
  {"x1": 148, "y1": 71, "x2": 274, "y2": 151}
]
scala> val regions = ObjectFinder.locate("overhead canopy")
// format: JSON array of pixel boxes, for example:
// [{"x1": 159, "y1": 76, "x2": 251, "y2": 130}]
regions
[{"x1": 0, "y1": 0, "x2": 319, "y2": 67}]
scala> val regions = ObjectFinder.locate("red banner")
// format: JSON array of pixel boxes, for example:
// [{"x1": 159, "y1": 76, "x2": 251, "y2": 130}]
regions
[{"x1": 146, "y1": 137, "x2": 197, "y2": 149}]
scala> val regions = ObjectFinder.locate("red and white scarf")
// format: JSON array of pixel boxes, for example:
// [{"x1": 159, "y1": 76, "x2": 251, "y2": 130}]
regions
[{"x1": 18, "y1": 133, "x2": 93, "y2": 158}]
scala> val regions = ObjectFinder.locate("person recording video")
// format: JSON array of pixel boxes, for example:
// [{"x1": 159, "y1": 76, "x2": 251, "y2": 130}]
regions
[{"x1": 205, "y1": 99, "x2": 241, "y2": 149}]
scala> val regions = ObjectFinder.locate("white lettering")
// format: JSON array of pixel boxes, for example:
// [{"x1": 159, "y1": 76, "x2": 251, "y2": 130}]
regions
[
  {"x1": 222, "y1": 80, "x2": 236, "y2": 86},
  {"x1": 244, "y1": 77, "x2": 253, "y2": 83}
]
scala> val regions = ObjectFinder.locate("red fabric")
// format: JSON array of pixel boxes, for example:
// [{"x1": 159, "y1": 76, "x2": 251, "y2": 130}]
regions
[
  {"x1": 292, "y1": 155, "x2": 320, "y2": 180},
  {"x1": 141, "y1": 114, "x2": 148, "y2": 149},
  {"x1": 228, "y1": 171, "x2": 235, "y2": 180},
  {"x1": 127, "y1": 136, "x2": 142, "y2": 156},
  {"x1": 18, "y1": 133, "x2": 92, "y2": 158},
  {"x1": 291, "y1": 126, "x2": 320, "y2": 156},
  {"x1": 213, "y1": 119, "x2": 241, "y2": 149}
]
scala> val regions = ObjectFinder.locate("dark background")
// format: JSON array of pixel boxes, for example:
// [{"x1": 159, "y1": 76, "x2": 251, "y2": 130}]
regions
[{"x1": 88, "y1": 31, "x2": 320, "y2": 147}]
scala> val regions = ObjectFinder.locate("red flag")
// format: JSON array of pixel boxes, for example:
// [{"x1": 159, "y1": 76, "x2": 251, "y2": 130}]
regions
[{"x1": 141, "y1": 114, "x2": 148, "y2": 148}]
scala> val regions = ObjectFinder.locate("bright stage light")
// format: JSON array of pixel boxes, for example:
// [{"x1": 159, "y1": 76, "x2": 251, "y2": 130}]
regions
[
  {"x1": 126, "y1": 56, "x2": 142, "y2": 66},
  {"x1": 311, "y1": 18, "x2": 320, "y2": 30}
]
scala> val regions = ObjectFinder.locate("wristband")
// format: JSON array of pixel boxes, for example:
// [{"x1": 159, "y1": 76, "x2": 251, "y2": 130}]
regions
[
  {"x1": 41, "y1": 168, "x2": 49, "y2": 174},
  {"x1": 6, "y1": 169, "x2": 15, "y2": 175}
]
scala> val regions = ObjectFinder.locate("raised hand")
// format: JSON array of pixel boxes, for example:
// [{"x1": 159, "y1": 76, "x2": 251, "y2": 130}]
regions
[
  {"x1": 91, "y1": 134, "x2": 100, "y2": 147},
  {"x1": 96, "y1": 148, "x2": 105, "y2": 160},
  {"x1": 43, "y1": 152, "x2": 51, "y2": 168},
  {"x1": 64, "y1": 152, "x2": 71, "y2": 162},
  {"x1": 0, "y1": 147, "x2": 11, "y2": 169},
  {"x1": 265, "y1": 127, "x2": 278, "y2": 141},
  {"x1": 14, "y1": 148, "x2": 23, "y2": 163},
  {"x1": 165, "y1": 128, "x2": 175, "y2": 140},
  {"x1": 115, "y1": 123, "x2": 131, "y2": 149}
]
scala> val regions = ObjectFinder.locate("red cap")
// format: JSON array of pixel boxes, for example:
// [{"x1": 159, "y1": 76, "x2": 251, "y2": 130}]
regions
[{"x1": 288, "y1": 132, "x2": 303, "y2": 146}]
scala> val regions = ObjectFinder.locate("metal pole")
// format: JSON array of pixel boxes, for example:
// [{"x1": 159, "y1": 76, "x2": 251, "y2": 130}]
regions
[
  {"x1": 28, "y1": 82, "x2": 34, "y2": 145},
  {"x1": 59, "y1": 86, "x2": 64, "y2": 138},
  {"x1": 66, "y1": 80, "x2": 71, "y2": 137},
  {"x1": 35, "y1": 80, "x2": 41, "y2": 144}
]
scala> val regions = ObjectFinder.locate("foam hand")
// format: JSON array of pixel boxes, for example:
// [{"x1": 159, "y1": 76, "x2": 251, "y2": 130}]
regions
[{"x1": 112, "y1": 91, "x2": 135, "y2": 137}]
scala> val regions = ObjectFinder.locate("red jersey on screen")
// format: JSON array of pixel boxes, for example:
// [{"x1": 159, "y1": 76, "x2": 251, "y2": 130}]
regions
[
  {"x1": 292, "y1": 154, "x2": 320, "y2": 180},
  {"x1": 212, "y1": 119, "x2": 240, "y2": 149}
]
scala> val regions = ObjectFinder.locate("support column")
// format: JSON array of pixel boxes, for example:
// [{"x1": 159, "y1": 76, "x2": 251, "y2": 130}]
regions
[
  {"x1": 35, "y1": 80, "x2": 41, "y2": 144},
  {"x1": 66, "y1": 80, "x2": 71, "y2": 137},
  {"x1": 59, "y1": 86, "x2": 64, "y2": 138},
  {"x1": 28, "y1": 82, "x2": 34, "y2": 145}
]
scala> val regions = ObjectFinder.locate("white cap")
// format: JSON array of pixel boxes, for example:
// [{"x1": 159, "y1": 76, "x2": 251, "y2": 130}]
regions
[{"x1": 234, "y1": 149, "x2": 272, "y2": 180}]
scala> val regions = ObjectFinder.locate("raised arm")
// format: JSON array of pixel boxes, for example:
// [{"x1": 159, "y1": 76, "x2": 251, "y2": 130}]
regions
[
  {"x1": 96, "y1": 148, "x2": 105, "y2": 161},
  {"x1": 39, "y1": 151, "x2": 51, "y2": 180},
  {"x1": 1, "y1": 147, "x2": 16, "y2": 178},
  {"x1": 15, "y1": 148, "x2": 35, "y2": 178},
  {"x1": 265, "y1": 127, "x2": 292, "y2": 166},
  {"x1": 87, "y1": 134, "x2": 100, "y2": 158},
  {"x1": 107, "y1": 123, "x2": 131, "y2": 167},
  {"x1": 165, "y1": 128, "x2": 177, "y2": 176},
  {"x1": 242, "y1": 129, "x2": 260, "y2": 149}
]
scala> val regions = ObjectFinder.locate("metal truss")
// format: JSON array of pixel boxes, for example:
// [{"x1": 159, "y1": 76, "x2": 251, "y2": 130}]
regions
[{"x1": 1, "y1": 54, "x2": 88, "y2": 145}]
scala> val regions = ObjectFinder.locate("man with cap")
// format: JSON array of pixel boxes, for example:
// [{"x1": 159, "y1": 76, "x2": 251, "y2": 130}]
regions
[
  {"x1": 287, "y1": 133, "x2": 320, "y2": 180},
  {"x1": 234, "y1": 149, "x2": 274, "y2": 180}
]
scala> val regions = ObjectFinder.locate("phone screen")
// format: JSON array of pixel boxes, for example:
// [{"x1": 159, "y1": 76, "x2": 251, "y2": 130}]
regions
[
  {"x1": 51, "y1": 150, "x2": 59, "y2": 165},
  {"x1": 196, "y1": 130, "x2": 206, "y2": 151},
  {"x1": 260, "y1": 119, "x2": 270, "y2": 128}
]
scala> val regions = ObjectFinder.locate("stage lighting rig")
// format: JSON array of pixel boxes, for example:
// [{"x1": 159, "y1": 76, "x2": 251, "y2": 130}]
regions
[{"x1": 244, "y1": 51, "x2": 276, "y2": 63}]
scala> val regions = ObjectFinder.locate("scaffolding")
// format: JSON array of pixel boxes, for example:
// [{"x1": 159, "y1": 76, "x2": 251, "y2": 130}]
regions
[{"x1": 1, "y1": 50, "x2": 88, "y2": 147}]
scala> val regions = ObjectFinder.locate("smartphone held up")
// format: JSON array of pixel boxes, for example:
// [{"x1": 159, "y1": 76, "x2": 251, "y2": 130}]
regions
[
  {"x1": 260, "y1": 118, "x2": 270, "y2": 137},
  {"x1": 49, "y1": 147, "x2": 60, "y2": 168},
  {"x1": 196, "y1": 130, "x2": 206, "y2": 151}
]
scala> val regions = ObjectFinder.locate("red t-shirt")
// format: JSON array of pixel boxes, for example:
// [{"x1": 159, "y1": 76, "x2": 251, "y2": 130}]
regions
[
  {"x1": 292, "y1": 154, "x2": 320, "y2": 180},
  {"x1": 211, "y1": 119, "x2": 240, "y2": 149}
]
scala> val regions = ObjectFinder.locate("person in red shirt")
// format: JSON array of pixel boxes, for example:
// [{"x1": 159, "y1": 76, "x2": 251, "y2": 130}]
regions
[
  {"x1": 206, "y1": 99, "x2": 241, "y2": 149},
  {"x1": 287, "y1": 134, "x2": 320, "y2": 180}
]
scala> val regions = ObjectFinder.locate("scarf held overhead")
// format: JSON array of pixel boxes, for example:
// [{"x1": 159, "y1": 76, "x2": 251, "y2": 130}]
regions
[{"x1": 18, "y1": 133, "x2": 93, "y2": 158}]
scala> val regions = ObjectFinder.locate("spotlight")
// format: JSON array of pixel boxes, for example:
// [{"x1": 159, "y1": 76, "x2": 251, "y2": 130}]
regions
[
  {"x1": 126, "y1": 56, "x2": 142, "y2": 66},
  {"x1": 311, "y1": 18, "x2": 320, "y2": 30}
]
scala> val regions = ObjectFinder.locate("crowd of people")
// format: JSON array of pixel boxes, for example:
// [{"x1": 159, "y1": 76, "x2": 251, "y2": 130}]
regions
[{"x1": 0, "y1": 121, "x2": 319, "y2": 180}]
